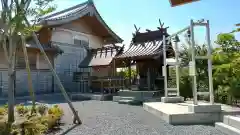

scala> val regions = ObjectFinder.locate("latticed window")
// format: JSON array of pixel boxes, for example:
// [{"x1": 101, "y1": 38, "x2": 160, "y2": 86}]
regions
[
  {"x1": 74, "y1": 39, "x2": 89, "y2": 47},
  {"x1": 73, "y1": 72, "x2": 82, "y2": 82}
]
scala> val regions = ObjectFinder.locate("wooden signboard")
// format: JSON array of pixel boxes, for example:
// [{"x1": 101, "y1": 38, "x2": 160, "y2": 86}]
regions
[{"x1": 169, "y1": 0, "x2": 200, "y2": 7}]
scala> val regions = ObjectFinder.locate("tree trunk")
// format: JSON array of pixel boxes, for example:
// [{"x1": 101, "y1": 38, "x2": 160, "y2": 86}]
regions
[
  {"x1": 24, "y1": 17, "x2": 82, "y2": 124},
  {"x1": 7, "y1": 37, "x2": 17, "y2": 133},
  {"x1": 21, "y1": 35, "x2": 36, "y2": 113},
  {"x1": 8, "y1": 60, "x2": 15, "y2": 122}
]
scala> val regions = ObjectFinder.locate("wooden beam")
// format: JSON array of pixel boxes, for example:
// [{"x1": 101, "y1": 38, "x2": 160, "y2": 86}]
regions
[{"x1": 169, "y1": 0, "x2": 200, "y2": 7}]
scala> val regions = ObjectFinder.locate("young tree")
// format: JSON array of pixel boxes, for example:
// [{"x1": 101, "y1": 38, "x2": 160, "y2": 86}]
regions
[
  {"x1": 213, "y1": 33, "x2": 240, "y2": 104},
  {"x1": 0, "y1": 0, "x2": 81, "y2": 132}
]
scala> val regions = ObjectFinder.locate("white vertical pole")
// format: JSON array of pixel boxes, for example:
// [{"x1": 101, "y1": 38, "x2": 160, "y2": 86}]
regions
[
  {"x1": 174, "y1": 39, "x2": 180, "y2": 96},
  {"x1": 190, "y1": 20, "x2": 198, "y2": 105},
  {"x1": 163, "y1": 35, "x2": 168, "y2": 97},
  {"x1": 206, "y1": 20, "x2": 214, "y2": 104}
]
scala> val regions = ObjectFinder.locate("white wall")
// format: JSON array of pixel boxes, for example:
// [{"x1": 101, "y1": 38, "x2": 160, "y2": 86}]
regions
[
  {"x1": 37, "y1": 53, "x2": 53, "y2": 70},
  {"x1": 51, "y1": 28, "x2": 104, "y2": 49}
]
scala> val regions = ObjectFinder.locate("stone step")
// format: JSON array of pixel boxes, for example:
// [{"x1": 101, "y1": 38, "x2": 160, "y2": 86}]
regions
[
  {"x1": 118, "y1": 90, "x2": 157, "y2": 98},
  {"x1": 215, "y1": 122, "x2": 240, "y2": 135},
  {"x1": 224, "y1": 115, "x2": 240, "y2": 130},
  {"x1": 118, "y1": 99, "x2": 142, "y2": 106},
  {"x1": 118, "y1": 99, "x2": 133, "y2": 104},
  {"x1": 112, "y1": 96, "x2": 135, "y2": 102}
]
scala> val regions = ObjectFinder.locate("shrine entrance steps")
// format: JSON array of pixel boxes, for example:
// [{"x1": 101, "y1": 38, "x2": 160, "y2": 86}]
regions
[
  {"x1": 215, "y1": 115, "x2": 240, "y2": 135},
  {"x1": 113, "y1": 90, "x2": 162, "y2": 106}
]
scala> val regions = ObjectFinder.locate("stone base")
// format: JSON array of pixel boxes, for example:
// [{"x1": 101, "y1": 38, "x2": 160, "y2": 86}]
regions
[
  {"x1": 143, "y1": 101, "x2": 240, "y2": 125},
  {"x1": 161, "y1": 96, "x2": 184, "y2": 103},
  {"x1": 70, "y1": 93, "x2": 113, "y2": 101},
  {"x1": 188, "y1": 104, "x2": 221, "y2": 113}
]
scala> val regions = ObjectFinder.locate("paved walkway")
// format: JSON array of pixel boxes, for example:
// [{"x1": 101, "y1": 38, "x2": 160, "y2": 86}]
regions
[{"x1": 51, "y1": 101, "x2": 226, "y2": 135}]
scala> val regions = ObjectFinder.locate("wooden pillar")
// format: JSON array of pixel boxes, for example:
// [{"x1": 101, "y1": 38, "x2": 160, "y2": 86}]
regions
[
  {"x1": 101, "y1": 79, "x2": 104, "y2": 95},
  {"x1": 87, "y1": 72, "x2": 91, "y2": 93},
  {"x1": 136, "y1": 62, "x2": 140, "y2": 86},
  {"x1": 113, "y1": 59, "x2": 116, "y2": 93},
  {"x1": 128, "y1": 60, "x2": 131, "y2": 90},
  {"x1": 147, "y1": 67, "x2": 151, "y2": 91}
]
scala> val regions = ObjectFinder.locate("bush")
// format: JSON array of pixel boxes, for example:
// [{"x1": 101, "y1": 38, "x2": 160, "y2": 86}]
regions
[
  {"x1": 0, "y1": 104, "x2": 64, "y2": 134},
  {"x1": 37, "y1": 104, "x2": 48, "y2": 116},
  {"x1": 179, "y1": 76, "x2": 193, "y2": 100},
  {"x1": 47, "y1": 105, "x2": 64, "y2": 128},
  {"x1": 16, "y1": 104, "x2": 30, "y2": 115},
  {"x1": 0, "y1": 107, "x2": 6, "y2": 115}
]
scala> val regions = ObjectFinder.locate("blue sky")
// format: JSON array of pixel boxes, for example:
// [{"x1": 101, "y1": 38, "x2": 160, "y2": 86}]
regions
[{"x1": 54, "y1": 0, "x2": 240, "y2": 47}]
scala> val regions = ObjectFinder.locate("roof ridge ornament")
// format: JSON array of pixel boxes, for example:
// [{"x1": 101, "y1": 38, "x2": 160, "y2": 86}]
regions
[{"x1": 158, "y1": 19, "x2": 169, "y2": 31}]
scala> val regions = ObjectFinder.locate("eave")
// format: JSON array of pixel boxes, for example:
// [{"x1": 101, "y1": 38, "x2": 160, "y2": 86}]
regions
[{"x1": 38, "y1": 0, "x2": 123, "y2": 44}]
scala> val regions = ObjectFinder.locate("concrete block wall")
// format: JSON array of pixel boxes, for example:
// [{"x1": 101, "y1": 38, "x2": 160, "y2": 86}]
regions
[
  {"x1": 53, "y1": 43, "x2": 90, "y2": 93},
  {"x1": 0, "y1": 69, "x2": 53, "y2": 97}
]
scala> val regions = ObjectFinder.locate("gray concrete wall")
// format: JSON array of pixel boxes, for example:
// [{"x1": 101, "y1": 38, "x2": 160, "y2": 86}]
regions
[
  {"x1": 53, "y1": 43, "x2": 90, "y2": 93},
  {"x1": 0, "y1": 69, "x2": 53, "y2": 97}
]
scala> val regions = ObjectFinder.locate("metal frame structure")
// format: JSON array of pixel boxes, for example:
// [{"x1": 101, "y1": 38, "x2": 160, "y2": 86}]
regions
[{"x1": 162, "y1": 19, "x2": 214, "y2": 105}]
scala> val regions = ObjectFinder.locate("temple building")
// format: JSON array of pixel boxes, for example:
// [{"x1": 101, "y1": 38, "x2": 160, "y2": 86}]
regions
[
  {"x1": 114, "y1": 22, "x2": 175, "y2": 91},
  {"x1": 0, "y1": 0, "x2": 123, "y2": 96}
]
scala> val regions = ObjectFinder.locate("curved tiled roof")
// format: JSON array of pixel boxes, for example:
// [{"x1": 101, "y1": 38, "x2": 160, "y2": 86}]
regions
[
  {"x1": 39, "y1": 1, "x2": 89, "y2": 21},
  {"x1": 79, "y1": 45, "x2": 124, "y2": 68},
  {"x1": 115, "y1": 39, "x2": 173, "y2": 60},
  {"x1": 38, "y1": 0, "x2": 123, "y2": 43},
  {"x1": 116, "y1": 41, "x2": 162, "y2": 59}
]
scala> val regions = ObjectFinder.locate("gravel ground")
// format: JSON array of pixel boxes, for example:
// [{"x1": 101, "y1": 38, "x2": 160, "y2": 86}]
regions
[{"x1": 51, "y1": 100, "x2": 226, "y2": 135}]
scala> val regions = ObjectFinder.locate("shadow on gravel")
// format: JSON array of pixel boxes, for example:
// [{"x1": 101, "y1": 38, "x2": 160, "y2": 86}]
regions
[
  {"x1": 172, "y1": 123, "x2": 215, "y2": 126},
  {"x1": 58, "y1": 124, "x2": 80, "y2": 135}
]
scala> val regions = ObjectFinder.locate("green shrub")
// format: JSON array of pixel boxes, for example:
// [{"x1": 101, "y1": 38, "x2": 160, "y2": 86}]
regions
[
  {"x1": 0, "y1": 104, "x2": 64, "y2": 134},
  {"x1": 37, "y1": 104, "x2": 48, "y2": 116},
  {"x1": 16, "y1": 104, "x2": 30, "y2": 115},
  {"x1": 179, "y1": 76, "x2": 193, "y2": 100},
  {"x1": 0, "y1": 107, "x2": 6, "y2": 115},
  {"x1": 46, "y1": 105, "x2": 64, "y2": 128}
]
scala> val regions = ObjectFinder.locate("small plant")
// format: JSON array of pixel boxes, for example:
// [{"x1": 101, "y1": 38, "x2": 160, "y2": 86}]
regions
[
  {"x1": 48, "y1": 105, "x2": 63, "y2": 118},
  {"x1": 47, "y1": 105, "x2": 64, "y2": 128},
  {"x1": 0, "y1": 107, "x2": 6, "y2": 115},
  {"x1": 4, "y1": 104, "x2": 8, "y2": 109},
  {"x1": 37, "y1": 104, "x2": 48, "y2": 116},
  {"x1": 16, "y1": 104, "x2": 30, "y2": 115}
]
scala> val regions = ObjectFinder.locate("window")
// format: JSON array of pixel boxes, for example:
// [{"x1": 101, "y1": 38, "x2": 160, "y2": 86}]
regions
[
  {"x1": 74, "y1": 39, "x2": 89, "y2": 47},
  {"x1": 74, "y1": 39, "x2": 81, "y2": 45}
]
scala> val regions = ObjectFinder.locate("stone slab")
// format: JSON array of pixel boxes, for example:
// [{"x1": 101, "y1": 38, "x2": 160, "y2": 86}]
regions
[
  {"x1": 70, "y1": 93, "x2": 113, "y2": 101},
  {"x1": 143, "y1": 102, "x2": 240, "y2": 125},
  {"x1": 161, "y1": 96, "x2": 184, "y2": 103},
  {"x1": 112, "y1": 96, "x2": 135, "y2": 102},
  {"x1": 118, "y1": 99, "x2": 142, "y2": 106},
  {"x1": 215, "y1": 122, "x2": 240, "y2": 135},
  {"x1": 188, "y1": 104, "x2": 221, "y2": 113},
  {"x1": 224, "y1": 115, "x2": 240, "y2": 130}
]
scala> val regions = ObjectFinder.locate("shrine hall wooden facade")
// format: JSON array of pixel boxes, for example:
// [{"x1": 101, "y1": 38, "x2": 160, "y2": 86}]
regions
[{"x1": 114, "y1": 24, "x2": 175, "y2": 91}]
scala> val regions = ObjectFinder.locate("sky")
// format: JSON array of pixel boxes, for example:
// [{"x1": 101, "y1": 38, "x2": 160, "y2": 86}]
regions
[{"x1": 51, "y1": 0, "x2": 240, "y2": 47}]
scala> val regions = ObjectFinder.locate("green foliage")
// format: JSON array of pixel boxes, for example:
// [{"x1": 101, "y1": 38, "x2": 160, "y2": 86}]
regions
[
  {"x1": 117, "y1": 68, "x2": 137, "y2": 79},
  {"x1": 179, "y1": 33, "x2": 240, "y2": 104},
  {"x1": 212, "y1": 33, "x2": 240, "y2": 104},
  {"x1": 16, "y1": 104, "x2": 30, "y2": 115},
  {"x1": 179, "y1": 69, "x2": 193, "y2": 100},
  {"x1": 0, "y1": 107, "x2": 7, "y2": 115},
  {"x1": 0, "y1": 104, "x2": 64, "y2": 134},
  {"x1": 37, "y1": 104, "x2": 48, "y2": 116},
  {"x1": 178, "y1": 40, "x2": 208, "y2": 99}
]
